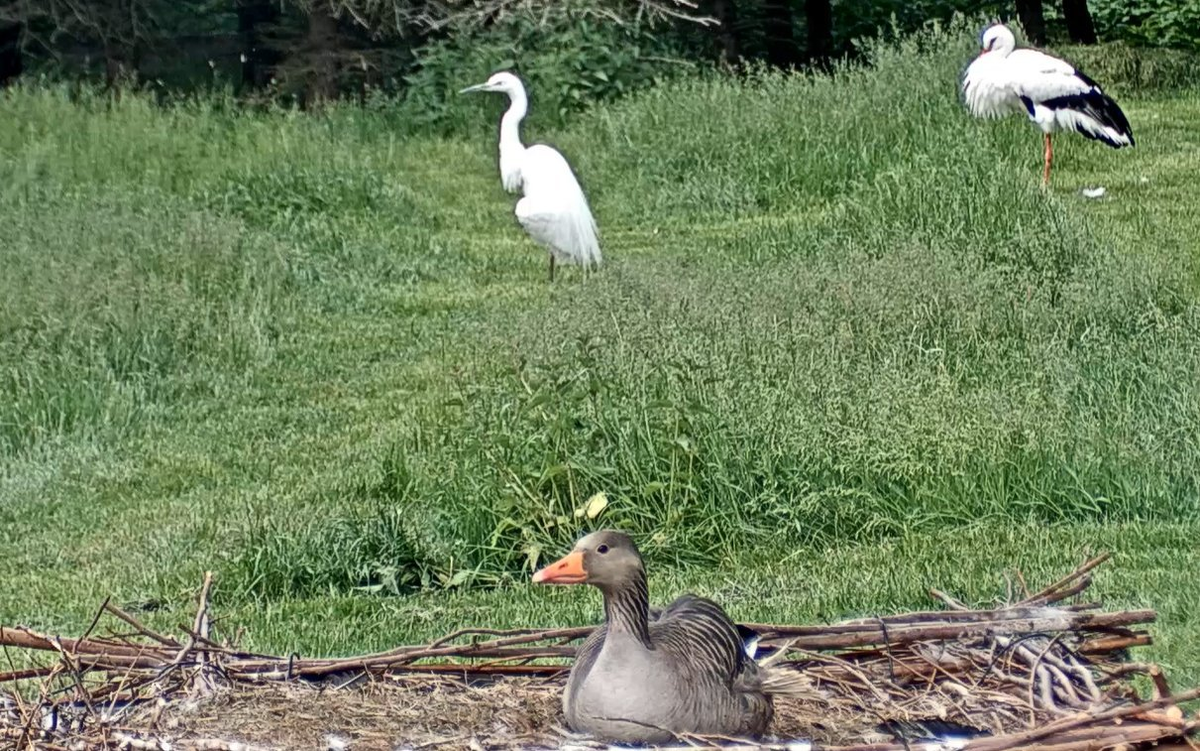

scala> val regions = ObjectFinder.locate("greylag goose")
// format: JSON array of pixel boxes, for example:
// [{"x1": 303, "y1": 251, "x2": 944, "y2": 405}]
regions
[{"x1": 532, "y1": 529, "x2": 802, "y2": 744}]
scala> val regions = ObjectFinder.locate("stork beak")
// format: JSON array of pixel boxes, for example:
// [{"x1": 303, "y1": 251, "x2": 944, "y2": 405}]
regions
[
  {"x1": 532, "y1": 551, "x2": 587, "y2": 585},
  {"x1": 458, "y1": 83, "x2": 489, "y2": 95}
]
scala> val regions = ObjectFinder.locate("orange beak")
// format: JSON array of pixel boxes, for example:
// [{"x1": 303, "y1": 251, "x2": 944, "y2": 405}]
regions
[{"x1": 532, "y1": 550, "x2": 587, "y2": 584}]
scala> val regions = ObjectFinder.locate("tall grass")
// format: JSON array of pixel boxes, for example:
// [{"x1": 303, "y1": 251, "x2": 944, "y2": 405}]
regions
[
  {"x1": 295, "y1": 19, "x2": 1198, "y2": 578},
  {"x1": 0, "y1": 184, "x2": 291, "y2": 455},
  {"x1": 1, "y1": 18, "x2": 1197, "y2": 610}
]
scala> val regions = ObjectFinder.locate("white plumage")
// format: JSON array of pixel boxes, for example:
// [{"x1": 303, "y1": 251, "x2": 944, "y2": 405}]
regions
[
  {"x1": 460, "y1": 72, "x2": 601, "y2": 281},
  {"x1": 963, "y1": 24, "x2": 1134, "y2": 186}
]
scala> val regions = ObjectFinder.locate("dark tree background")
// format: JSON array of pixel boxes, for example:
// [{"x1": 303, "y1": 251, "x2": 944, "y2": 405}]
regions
[
  {"x1": 1015, "y1": 0, "x2": 1046, "y2": 43},
  {"x1": 0, "y1": 0, "x2": 1150, "y2": 103},
  {"x1": 1061, "y1": 0, "x2": 1098, "y2": 43},
  {"x1": 237, "y1": 0, "x2": 281, "y2": 89},
  {"x1": 0, "y1": 21, "x2": 20, "y2": 84}
]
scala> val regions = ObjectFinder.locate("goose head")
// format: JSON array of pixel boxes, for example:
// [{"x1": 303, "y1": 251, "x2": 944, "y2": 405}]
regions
[{"x1": 532, "y1": 530, "x2": 643, "y2": 591}]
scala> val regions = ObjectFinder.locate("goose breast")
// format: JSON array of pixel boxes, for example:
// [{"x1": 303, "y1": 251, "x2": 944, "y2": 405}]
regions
[
  {"x1": 566, "y1": 595, "x2": 771, "y2": 742},
  {"x1": 570, "y1": 633, "x2": 684, "y2": 743}
]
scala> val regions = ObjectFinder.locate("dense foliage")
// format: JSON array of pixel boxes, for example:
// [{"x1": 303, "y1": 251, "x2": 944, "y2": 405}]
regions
[
  {"x1": 1086, "y1": 0, "x2": 1200, "y2": 50},
  {"x1": 2, "y1": 0, "x2": 1197, "y2": 125},
  {"x1": 399, "y1": 10, "x2": 694, "y2": 133}
]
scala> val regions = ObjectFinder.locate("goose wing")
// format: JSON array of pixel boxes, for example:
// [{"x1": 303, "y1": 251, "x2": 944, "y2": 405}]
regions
[
  {"x1": 654, "y1": 595, "x2": 772, "y2": 735},
  {"x1": 654, "y1": 595, "x2": 754, "y2": 684}
]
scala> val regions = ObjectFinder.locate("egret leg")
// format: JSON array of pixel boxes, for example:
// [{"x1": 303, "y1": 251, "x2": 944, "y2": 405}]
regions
[
  {"x1": 548, "y1": 254, "x2": 556, "y2": 282},
  {"x1": 1042, "y1": 133, "x2": 1053, "y2": 188}
]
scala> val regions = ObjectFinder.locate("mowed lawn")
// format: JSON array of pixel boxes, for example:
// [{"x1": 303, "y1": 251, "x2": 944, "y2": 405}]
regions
[{"x1": 2, "y1": 27, "x2": 1199, "y2": 686}]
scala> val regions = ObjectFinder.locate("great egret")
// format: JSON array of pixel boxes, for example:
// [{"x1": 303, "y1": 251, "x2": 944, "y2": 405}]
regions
[
  {"x1": 460, "y1": 72, "x2": 602, "y2": 281},
  {"x1": 963, "y1": 24, "x2": 1134, "y2": 187}
]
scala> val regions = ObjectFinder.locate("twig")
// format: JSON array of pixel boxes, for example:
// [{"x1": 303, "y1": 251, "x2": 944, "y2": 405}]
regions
[
  {"x1": 929, "y1": 588, "x2": 971, "y2": 611},
  {"x1": 1018, "y1": 553, "x2": 1110, "y2": 606},
  {"x1": 190, "y1": 572, "x2": 216, "y2": 695},
  {"x1": 965, "y1": 686, "x2": 1200, "y2": 751},
  {"x1": 102, "y1": 603, "x2": 181, "y2": 649}
]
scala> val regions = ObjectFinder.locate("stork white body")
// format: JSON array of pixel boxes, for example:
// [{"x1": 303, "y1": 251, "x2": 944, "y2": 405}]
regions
[
  {"x1": 460, "y1": 72, "x2": 601, "y2": 281},
  {"x1": 963, "y1": 24, "x2": 1134, "y2": 186}
]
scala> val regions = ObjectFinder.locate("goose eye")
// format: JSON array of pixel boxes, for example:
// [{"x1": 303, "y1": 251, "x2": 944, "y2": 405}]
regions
[{"x1": 597, "y1": 544, "x2": 610, "y2": 554}]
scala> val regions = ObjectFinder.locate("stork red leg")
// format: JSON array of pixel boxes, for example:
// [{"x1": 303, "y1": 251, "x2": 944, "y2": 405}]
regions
[{"x1": 1042, "y1": 133, "x2": 1053, "y2": 188}]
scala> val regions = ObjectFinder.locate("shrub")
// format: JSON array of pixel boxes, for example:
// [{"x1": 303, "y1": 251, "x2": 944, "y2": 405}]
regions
[
  {"x1": 398, "y1": 4, "x2": 698, "y2": 136},
  {"x1": 1054, "y1": 42, "x2": 1200, "y2": 92},
  {"x1": 1090, "y1": 0, "x2": 1200, "y2": 52}
]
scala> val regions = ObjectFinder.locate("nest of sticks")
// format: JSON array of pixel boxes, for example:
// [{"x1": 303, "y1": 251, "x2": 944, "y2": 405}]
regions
[{"x1": 1, "y1": 554, "x2": 1197, "y2": 750}]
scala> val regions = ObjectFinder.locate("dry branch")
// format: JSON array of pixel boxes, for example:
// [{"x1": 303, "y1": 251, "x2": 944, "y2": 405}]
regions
[{"x1": 0, "y1": 554, "x2": 1196, "y2": 751}]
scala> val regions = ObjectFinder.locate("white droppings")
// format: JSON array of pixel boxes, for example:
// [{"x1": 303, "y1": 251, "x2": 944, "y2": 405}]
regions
[
  {"x1": 1081, "y1": 186, "x2": 1107, "y2": 199},
  {"x1": 743, "y1": 634, "x2": 761, "y2": 659},
  {"x1": 921, "y1": 739, "x2": 969, "y2": 751},
  {"x1": 325, "y1": 735, "x2": 351, "y2": 750}
]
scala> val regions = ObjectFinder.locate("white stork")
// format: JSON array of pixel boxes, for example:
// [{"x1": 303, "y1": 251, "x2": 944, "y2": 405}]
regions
[{"x1": 963, "y1": 24, "x2": 1134, "y2": 187}]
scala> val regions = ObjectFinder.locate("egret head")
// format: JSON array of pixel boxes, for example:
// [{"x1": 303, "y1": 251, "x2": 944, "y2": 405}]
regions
[
  {"x1": 458, "y1": 71, "x2": 526, "y2": 98},
  {"x1": 980, "y1": 24, "x2": 1016, "y2": 55}
]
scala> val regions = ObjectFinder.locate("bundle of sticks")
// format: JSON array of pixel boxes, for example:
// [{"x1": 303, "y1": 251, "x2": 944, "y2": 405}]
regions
[{"x1": 0, "y1": 555, "x2": 1197, "y2": 751}]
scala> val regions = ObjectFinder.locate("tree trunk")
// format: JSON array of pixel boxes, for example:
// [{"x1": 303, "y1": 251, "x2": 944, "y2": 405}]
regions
[
  {"x1": 304, "y1": 2, "x2": 339, "y2": 107},
  {"x1": 0, "y1": 23, "x2": 21, "y2": 86},
  {"x1": 104, "y1": 40, "x2": 141, "y2": 88},
  {"x1": 1015, "y1": 0, "x2": 1046, "y2": 45},
  {"x1": 710, "y1": 0, "x2": 739, "y2": 64},
  {"x1": 762, "y1": 0, "x2": 800, "y2": 68},
  {"x1": 237, "y1": 0, "x2": 281, "y2": 90},
  {"x1": 805, "y1": 0, "x2": 832, "y2": 67},
  {"x1": 1061, "y1": 0, "x2": 1098, "y2": 44}
]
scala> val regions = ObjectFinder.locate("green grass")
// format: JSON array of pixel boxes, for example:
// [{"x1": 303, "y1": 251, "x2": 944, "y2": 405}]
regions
[{"x1": 2, "y1": 19, "x2": 1200, "y2": 688}]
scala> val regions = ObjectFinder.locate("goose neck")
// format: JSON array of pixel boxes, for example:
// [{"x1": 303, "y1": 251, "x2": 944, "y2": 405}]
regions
[{"x1": 601, "y1": 570, "x2": 652, "y2": 647}]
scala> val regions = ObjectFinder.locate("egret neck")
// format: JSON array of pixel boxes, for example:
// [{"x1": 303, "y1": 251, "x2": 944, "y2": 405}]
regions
[{"x1": 498, "y1": 86, "x2": 528, "y2": 192}]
